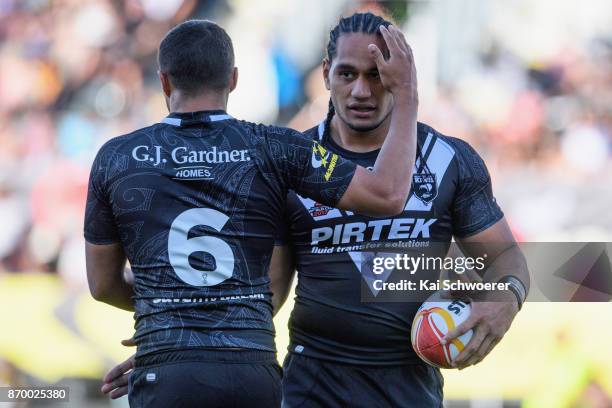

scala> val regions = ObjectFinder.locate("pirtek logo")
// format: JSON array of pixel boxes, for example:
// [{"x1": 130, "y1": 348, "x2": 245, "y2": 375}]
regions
[{"x1": 311, "y1": 218, "x2": 437, "y2": 246}]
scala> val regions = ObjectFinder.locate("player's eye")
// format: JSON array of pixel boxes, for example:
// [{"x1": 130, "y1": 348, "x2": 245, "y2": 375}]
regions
[
  {"x1": 339, "y1": 71, "x2": 354, "y2": 79},
  {"x1": 369, "y1": 71, "x2": 380, "y2": 79}
]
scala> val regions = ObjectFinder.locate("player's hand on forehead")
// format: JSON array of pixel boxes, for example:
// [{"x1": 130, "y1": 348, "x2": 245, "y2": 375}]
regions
[
  {"x1": 389, "y1": 25, "x2": 412, "y2": 55},
  {"x1": 368, "y1": 25, "x2": 417, "y2": 100}
]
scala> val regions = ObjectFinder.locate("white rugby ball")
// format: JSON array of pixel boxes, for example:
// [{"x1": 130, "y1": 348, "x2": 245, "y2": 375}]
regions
[{"x1": 411, "y1": 292, "x2": 473, "y2": 368}]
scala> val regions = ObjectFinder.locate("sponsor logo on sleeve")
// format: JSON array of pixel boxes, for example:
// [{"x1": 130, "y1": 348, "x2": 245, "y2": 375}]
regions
[
  {"x1": 311, "y1": 141, "x2": 338, "y2": 180},
  {"x1": 309, "y1": 202, "x2": 334, "y2": 218},
  {"x1": 297, "y1": 195, "x2": 343, "y2": 221}
]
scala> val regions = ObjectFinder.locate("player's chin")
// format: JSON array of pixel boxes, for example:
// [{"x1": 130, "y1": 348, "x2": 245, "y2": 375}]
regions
[{"x1": 346, "y1": 117, "x2": 384, "y2": 133}]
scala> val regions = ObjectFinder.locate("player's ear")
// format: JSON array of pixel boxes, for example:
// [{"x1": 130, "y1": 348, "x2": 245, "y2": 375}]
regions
[
  {"x1": 159, "y1": 71, "x2": 172, "y2": 97},
  {"x1": 228, "y1": 67, "x2": 238, "y2": 93},
  {"x1": 322, "y1": 58, "x2": 331, "y2": 90}
]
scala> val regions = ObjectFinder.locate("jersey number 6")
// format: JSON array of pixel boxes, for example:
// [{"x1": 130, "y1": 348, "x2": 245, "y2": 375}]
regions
[{"x1": 168, "y1": 208, "x2": 235, "y2": 286}]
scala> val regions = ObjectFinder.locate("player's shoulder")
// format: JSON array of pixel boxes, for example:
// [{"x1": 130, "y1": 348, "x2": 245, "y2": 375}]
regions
[
  {"x1": 236, "y1": 120, "x2": 298, "y2": 137},
  {"x1": 303, "y1": 125, "x2": 319, "y2": 141},
  {"x1": 90, "y1": 124, "x2": 162, "y2": 180},
  {"x1": 96, "y1": 123, "x2": 159, "y2": 155},
  {"x1": 417, "y1": 122, "x2": 482, "y2": 162},
  {"x1": 235, "y1": 120, "x2": 312, "y2": 148}
]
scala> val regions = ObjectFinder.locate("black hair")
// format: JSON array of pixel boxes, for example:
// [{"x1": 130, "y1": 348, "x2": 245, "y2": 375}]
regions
[
  {"x1": 322, "y1": 12, "x2": 392, "y2": 141},
  {"x1": 158, "y1": 20, "x2": 234, "y2": 96}
]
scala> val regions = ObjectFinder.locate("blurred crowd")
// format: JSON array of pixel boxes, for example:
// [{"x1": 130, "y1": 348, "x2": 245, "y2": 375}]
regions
[
  {"x1": 0, "y1": 0, "x2": 610, "y2": 284},
  {"x1": 1, "y1": 1, "x2": 611, "y2": 404},
  {"x1": 0, "y1": 0, "x2": 212, "y2": 286}
]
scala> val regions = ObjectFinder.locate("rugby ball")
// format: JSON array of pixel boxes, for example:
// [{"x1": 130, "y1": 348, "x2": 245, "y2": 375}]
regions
[{"x1": 411, "y1": 292, "x2": 473, "y2": 368}]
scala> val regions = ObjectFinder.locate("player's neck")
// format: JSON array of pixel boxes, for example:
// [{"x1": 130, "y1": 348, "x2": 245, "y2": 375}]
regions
[
  {"x1": 168, "y1": 90, "x2": 229, "y2": 114},
  {"x1": 330, "y1": 116, "x2": 389, "y2": 153}
]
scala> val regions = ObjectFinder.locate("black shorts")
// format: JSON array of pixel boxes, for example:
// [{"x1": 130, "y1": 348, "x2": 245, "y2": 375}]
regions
[
  {"x1": 281, "y1": 354, "x2": 443, "y2": 408},
  {"x1": 128, "y1": 349, "x2": 282, "y2": 408}
]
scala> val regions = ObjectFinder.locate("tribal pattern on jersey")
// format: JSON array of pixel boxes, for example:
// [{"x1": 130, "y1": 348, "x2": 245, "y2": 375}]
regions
[
  {"x1": 280, "y1": 122, "x2": 503, "y2": 365},
  {"x1": 84, "y1": 110, "x2": 356, "y2": 357}
]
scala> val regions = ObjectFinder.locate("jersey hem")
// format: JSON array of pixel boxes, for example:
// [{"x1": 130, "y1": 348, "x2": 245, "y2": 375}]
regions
[{"x1": 286, "y1": 348, "x2": 423, "y2": 367}]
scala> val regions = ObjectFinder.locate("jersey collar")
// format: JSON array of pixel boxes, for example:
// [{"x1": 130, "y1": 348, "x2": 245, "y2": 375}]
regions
[
  {"x1": 162, "y1": 110, "x2": 233, "y2": 127},
  {"x1": 317, "y1": 120, "x2": 380, "y2": 161}
]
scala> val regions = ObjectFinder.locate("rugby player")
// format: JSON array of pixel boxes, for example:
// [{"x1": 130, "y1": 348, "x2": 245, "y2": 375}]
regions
[
  {"x1": 270, "y1": 13, "x2": 529, "y2": 407},
  {"x1": 86, "y1": 19, "x2": 418, "y2": 408}
]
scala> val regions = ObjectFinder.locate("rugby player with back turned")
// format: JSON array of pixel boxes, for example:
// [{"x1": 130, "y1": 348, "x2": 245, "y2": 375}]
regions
[{"x1": 85, "y1": 20, "x2": 418, "y2": 407}]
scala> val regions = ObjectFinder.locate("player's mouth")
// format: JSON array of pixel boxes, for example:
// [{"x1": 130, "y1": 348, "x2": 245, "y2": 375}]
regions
[{"x1": 347, "y1": 104, "x2": 376, "y2": 119}]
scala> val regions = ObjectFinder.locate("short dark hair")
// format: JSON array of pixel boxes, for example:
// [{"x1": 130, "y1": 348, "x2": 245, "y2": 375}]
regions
[{"x1": 158, "y1": 20, "x2": 234, "y2": 96}]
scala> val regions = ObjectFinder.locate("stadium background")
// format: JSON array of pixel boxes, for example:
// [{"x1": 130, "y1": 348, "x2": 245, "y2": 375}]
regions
[{"x1": 0, "y1": 0, "x2": 611, "y2": 406}]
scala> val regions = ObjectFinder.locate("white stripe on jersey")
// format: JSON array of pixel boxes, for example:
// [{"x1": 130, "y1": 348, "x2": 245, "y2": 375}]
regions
[
  {"x1": 161, "y1": 114, "x2": 232, "y2": 126},
  {"x1": 209, "y1": 114, "x2": 232, "y2": 121},
  {"x1": 405, "y1": 136, "x2": 455, "y2": 211},
  {"x1": 415, "y1": 132, "x2": 434, "y2": 170},
  {"x1": 161, "y1": 117, "x2": 182, "y2": 126},
  {"x1": 317, "y1": 121, "x2": 325, "y2": 141}
]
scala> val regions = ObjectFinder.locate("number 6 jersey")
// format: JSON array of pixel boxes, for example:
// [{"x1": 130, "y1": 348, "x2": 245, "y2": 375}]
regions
[{"x1": 84, "y1": 110, "x2": 357, "y2": 358}]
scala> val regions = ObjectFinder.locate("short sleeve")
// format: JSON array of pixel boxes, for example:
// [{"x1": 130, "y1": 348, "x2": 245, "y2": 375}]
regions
[
  {"x1": 84, "y1": 146, "x2": 121, "y2": 244},
  {"x1": 451, "y1": 139, "x2": 503, "y2": 237},
  {"x1": 261, "y1": 127, "x2": 357, "y2": 207}
]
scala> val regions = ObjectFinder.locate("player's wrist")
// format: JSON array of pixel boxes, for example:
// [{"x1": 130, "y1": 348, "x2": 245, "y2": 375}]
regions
[
  {"x1": 497, "y1": 275, "x2": 527, "y2": 311},
  {"x1": 391, "y1": 87, "x2": 418, "y2": 104}
]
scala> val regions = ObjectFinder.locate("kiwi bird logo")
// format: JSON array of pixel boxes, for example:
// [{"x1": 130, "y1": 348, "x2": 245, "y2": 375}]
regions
[
  {"x1": 420, "y1": 184, "x2": 433, "y2": 193},
  {"x1": 413, "y1": 173, "x2": 438, "y2": 204}
]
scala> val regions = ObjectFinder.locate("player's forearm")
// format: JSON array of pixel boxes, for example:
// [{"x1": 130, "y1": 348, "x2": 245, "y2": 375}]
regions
[
  {"x1": 357, "y1": 25, "x2": 418, "y2": 214},
  {"x1": 370, "y1": 95, "x2": 417, "y2": 204},
  {"x1": 91, "y1": 279, "x2": 135, "y2": 312},
  {"x1": 271, "y1": 284, "x2": 291, "y2": 316},
  {"x1": 480, "y1": 244, "x2": 530, "y2": 305},
  {"x1": 480, "y1": 244, "x2": 529, "y2": 286},
  {"x1": 268, "y1": 245, "x2": 296, "y2": 316},
  {"x1": 270, "y1": 271, "x2": 293, "y2": 315},
  {"x1": 337, "y1": 99, "x2": 417, "y2": 217}
]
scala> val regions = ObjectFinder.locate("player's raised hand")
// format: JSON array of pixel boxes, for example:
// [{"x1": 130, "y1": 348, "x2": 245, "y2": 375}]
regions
[
  {"x1": 368, "y1": 25, "x2": 417, "y2": 103},
  {"x1": 101, "y1": 337, "x2": 136, "y2": 399}
]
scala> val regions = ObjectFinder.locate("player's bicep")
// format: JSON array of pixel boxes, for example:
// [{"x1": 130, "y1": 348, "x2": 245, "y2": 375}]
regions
[
  {"x1": 456, "y1": 217, "x2": 516, "y2": 267},
  {"x1": 264, "y1": 128, "x2": 357, "y2": 207},
  {"x1": 452, "y1": 142, "x2": 503, "y2": 237},
  {"x1": 336, "y1": 166, "x2": 405, "y2": 216},
  {"x1": 456, "y1": 217, "x2": 529, "y2": 294},
  {"x1": 84, "y1": 150, "x2": 121, "y2": 244}
]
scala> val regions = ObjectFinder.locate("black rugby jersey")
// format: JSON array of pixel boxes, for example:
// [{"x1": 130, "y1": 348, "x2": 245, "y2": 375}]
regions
[
  {"x1": 282, "y1": 121, "x2": 503, "y2": 365},
  {"x1": 84, "y1": 110, "x2": 356, "y2": 358}
]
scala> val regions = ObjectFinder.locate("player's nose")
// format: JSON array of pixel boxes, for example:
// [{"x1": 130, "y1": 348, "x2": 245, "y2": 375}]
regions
[{"x1": 351, "y1": 76, "x2": 371, "y2": 99}]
